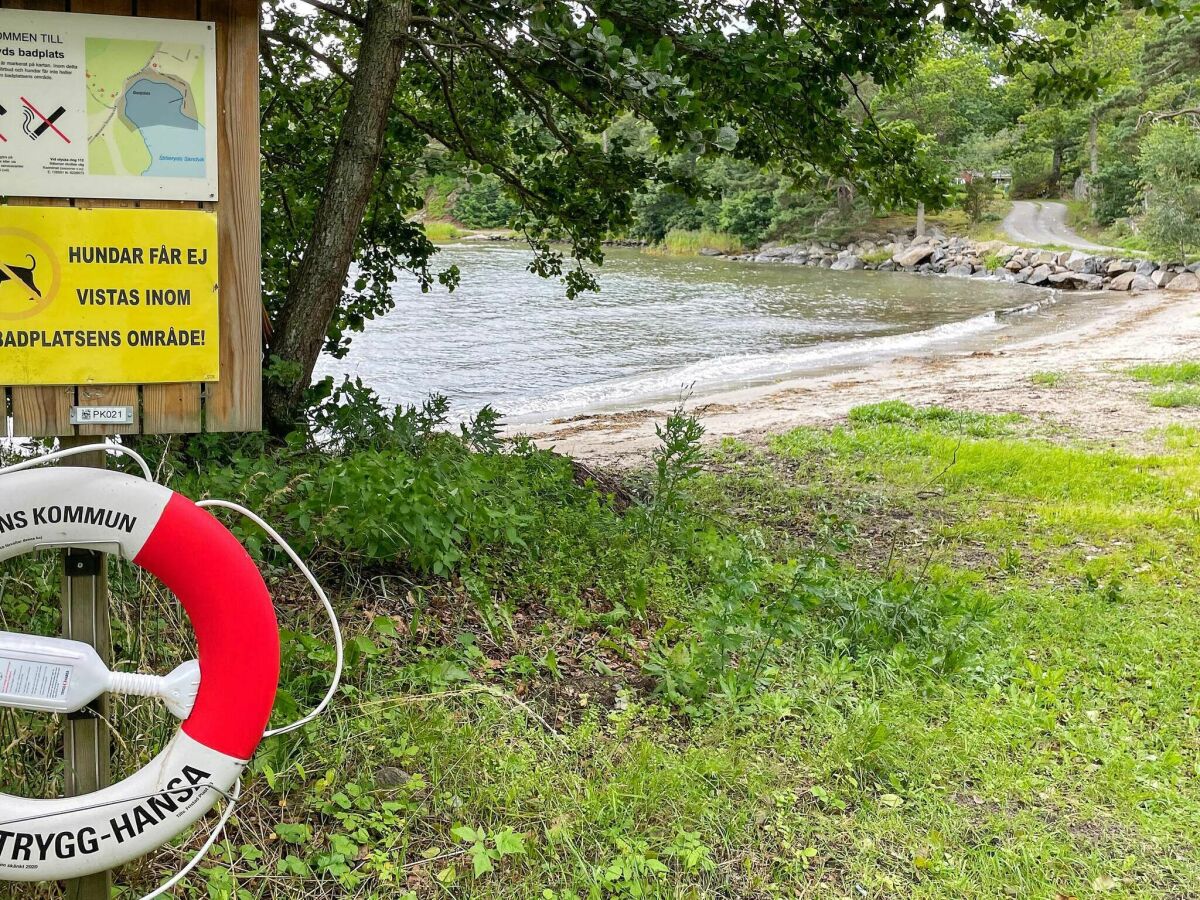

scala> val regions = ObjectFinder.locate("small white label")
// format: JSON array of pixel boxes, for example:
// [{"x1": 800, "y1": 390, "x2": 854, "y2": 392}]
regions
[
  {"x1": 70, "y1": 406, "x2": 135, "y2": 426},
  {"x1": 0, "y1": 658, "x2": 73, "y2": 702}
]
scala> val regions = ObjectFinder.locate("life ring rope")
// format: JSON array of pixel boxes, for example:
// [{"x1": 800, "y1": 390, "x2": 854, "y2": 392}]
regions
[{"x1": 0, "y1": 440, "x2": 343, "y2": 899}]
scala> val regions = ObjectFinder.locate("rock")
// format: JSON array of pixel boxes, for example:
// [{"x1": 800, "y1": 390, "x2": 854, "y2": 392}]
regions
[
  {"x1": 931, "y1": 248, "x2": 948, "y2": 264},
  {"x1": 1136, "y1": 260, "x2": 1157, "y2": 277},
  {"x1": 1188, "y1": 261, "x2": 1200, "y2": 273},
  {"x1": 830, "y1": 256, "x2": 863, "y2": 271},
  {"x1": 1010, "y1": 270, "x2": 1029, "y2": 284},
  {"x1": 1048, "y1": 272, "x2": 1103, "y2": 289},
  {"x1": 1108, "y1": 272, "x2": 1157, "y2": 291},
  {"x1": 698, "y1": 247, "x2": 725, "y2": 257},
  {"x1": 1150, "y1": 269, "x2": 1176, "y2": 288},
  {"x1": 1034, "y1": 250, "x2": 1058, "y2": 266},
  {"x1": 876, "y1": 261, "x2": 896, "y2": 272},
  {"x1": 373, "y1": 767, "x2": 411, "y2": 788},
  {"x1": 1107, "y1": 259, "x2": 1134, "y2": 276},
  {"x1": 1167, "y1": 272, "x2": 1200, "y2": 292},
  {"x1": 1005, "y1": 258, "x2": 1025, "y2": 272},
  {"x1": 893, "y1": 245, "x2": 935, "y2": 267},
  {"x1": 1065, "y1": 250, "x2": 1091, "y2": 272},
  {"x1": 945, "y1": 264, "x2": 974, "y2": 277},
  {"x1": 1027, "y1": 264, "x2": 1054, "y2": 285}
]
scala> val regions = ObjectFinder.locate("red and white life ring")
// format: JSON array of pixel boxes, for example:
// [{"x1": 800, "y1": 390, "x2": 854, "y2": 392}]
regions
[{"x1": 0, "y1": 467, "x2": 280, "y2": 883}]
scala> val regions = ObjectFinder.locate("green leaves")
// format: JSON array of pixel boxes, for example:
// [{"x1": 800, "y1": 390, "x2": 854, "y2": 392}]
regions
[{"x1": 452, "y1": 825, "x2": 528, "y2": 878}]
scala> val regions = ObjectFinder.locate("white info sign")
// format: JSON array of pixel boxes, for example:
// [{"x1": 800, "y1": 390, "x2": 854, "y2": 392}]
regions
[{"x1": 0, "y1": 10, "x2": 218, "y2": 201}]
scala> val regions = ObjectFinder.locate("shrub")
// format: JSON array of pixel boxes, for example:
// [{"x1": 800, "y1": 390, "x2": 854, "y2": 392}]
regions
[
  {"x1": 1139, "y1": 124, "x2": 1200, "y2": 262},
  {"x1": 961, "y1": 178, "x2": 993, "y2": 224},
  {"x1": 1092, "y1": 160, "x2": 1140, "y2": 225},
  {"x1": 452, "y1": 175, "x2": 521, "y2": 229},
  {"x1": 717, "y1": 189, "x2": 776, "y2": 246}
]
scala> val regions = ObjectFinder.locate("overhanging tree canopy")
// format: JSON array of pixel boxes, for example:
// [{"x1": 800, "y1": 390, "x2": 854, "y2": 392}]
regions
[{"x1": 259, "y1": 0, "x2": 1168, "y2": 432}]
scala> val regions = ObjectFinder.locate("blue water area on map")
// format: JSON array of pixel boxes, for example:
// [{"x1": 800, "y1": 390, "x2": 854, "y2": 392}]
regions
[{"x1": 123, "y1": 78, "x2": 206, "y2": 179}]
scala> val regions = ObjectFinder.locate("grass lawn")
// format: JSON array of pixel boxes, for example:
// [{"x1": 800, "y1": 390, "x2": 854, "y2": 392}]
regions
[
  {"x1": 870, "y1": 203, "x2": 1012, "y2": 243},
  {"x1": 6, "y1": 403, "x2": 1199, "y2": 899}
]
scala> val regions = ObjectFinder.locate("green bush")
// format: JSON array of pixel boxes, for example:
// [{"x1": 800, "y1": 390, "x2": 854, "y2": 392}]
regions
[
  {"x1": 1092, "y1": 160, "x2": 1140, "y2": 225},
  {"x1": 1139, "y1": 124, "x2": 1200, "y2": 262},
  {"x1": 717, "y1": 189, "x2": 775, "y2": 246},
  {"x1": 453, "y1": 175, "x2": 521, "y2": 229}
]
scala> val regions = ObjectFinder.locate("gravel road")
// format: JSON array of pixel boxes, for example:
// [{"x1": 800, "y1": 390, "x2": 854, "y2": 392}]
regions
[{"x1": 1002, "y1": 200, "x2": 1116, "y2": 252}]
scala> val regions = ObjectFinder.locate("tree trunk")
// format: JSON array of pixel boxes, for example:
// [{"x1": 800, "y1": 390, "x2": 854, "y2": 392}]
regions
[
  {"x1": 1050, "y1": 146, "x2": 1063, "y2": 191},
  {"x1": 264, "y1": 0, "x2": 412, "y2": 435},
  {"x1": 1089, "y1": 113, "x2": 1099, "y2": 177},
  {"x1": 916, "y1": 201, "x2": 925, "y2": 238}
]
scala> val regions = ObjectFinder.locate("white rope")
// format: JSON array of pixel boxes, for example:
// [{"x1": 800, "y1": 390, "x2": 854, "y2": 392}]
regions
[
  {"x1": 138, "y1": 779, "x2": 242, "y2": 900},
  {"x1": 196, "y1": 499, "x2": 345, "y2": 738},
  {"x1": 0, "y1": 440, "x2": 154, "y2": 481}
]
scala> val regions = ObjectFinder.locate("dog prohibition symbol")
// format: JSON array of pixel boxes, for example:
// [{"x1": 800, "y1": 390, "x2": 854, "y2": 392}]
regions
[{"x1": 0, "y1": 254, "x2": 41, "y2": 301}]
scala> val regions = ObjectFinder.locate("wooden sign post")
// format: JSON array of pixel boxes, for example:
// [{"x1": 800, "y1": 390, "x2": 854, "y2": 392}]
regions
[{"x1": 0, "y1": 0, "x2": 262, "y2": 895}]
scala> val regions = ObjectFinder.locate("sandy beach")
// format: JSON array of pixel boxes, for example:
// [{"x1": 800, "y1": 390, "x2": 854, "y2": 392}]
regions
[{"x1": 519, "y1": 289, "x2": 1200, "y2": 466}]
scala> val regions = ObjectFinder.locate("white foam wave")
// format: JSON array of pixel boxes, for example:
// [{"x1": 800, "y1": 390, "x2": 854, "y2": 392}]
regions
[{"x1": 503, "y1": 307, "x2": 1014, "y2": 422}]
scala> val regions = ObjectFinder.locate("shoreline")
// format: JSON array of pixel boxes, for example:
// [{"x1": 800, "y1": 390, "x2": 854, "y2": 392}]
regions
[{"x1": 516, "y1": 290, "x2": 1200, "y2": 466}]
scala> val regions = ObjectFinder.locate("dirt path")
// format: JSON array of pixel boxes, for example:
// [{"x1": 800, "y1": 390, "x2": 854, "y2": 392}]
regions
[
  {"x1": 516, "y1": 292, "x2": 1200, "y2": 467},
  {"x1": 1002, "y1": 200, "x2": 1116, "y2": 252}
]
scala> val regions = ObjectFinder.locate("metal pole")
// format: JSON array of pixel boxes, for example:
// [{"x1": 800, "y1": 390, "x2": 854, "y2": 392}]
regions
[{"x1": 60, "y1": 436, "x2": 112, "y2": 900}]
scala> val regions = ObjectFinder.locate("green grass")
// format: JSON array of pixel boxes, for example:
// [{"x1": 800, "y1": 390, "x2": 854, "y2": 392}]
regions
[
  {"x1": 7, "y1": 401, "x2": 1200, "y2": 899},
  {"x1": 1031, "y1": 370, "x2": 1065, "y2": 387},
  {"x1": 1128, "y1": 362, "x2": 1200, "y2": 407},
  {"x1": 871, "y1": 202, "x2": 1011, "y2": 242},
  {"x1": 1064, "y1": 199, "x2": 1150, "y2": 256},
  {"x1": 1129, "y1": 361, "x2": 1200, "y2": 386},
  {"x1": 423, "y1": 220, "x2": 468, "y2": 242},
  {"x1": 649, "y1": 228, "x2": 744, "y2": 256},
  {"x1": 1150, "y1": 386, "x2": 1200, "y2": 408}
]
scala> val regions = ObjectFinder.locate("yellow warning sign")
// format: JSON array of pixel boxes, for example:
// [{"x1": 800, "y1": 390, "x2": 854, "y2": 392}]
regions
[{"x1": 0, "y1": 205, "x2": 219, "y2": 385}]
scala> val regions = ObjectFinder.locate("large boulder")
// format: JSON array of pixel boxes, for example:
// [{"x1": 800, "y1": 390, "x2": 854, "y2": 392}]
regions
[
  {"x1": 1150, "y1": 268, "x2": 1177, "y2": 288},
  {"x1": 945, "y1": 264, "x2": 974, "y2": 277},
  {"x1": 1136, "y1": 260, "x2": 1157, "y2": 277},
  {"x1": 893, "y1": 244, "x2": 935, "y2": 267},
  {"x1": 1027, "y1": 264, "x2": 1054, "y2": 285},
  {"x1": 1167, "y1": 272, "x2": 1200, "y2": 292},
  {"x1": 1034, "y1": 250, "x2": 1058, "y2": 266},
  {"x1": 1108, "y1": 272, "x2": 1156, "y2": 291},
  {"x1": 830, "y1": 256, "x2": 864, "y2": 271},
  {"x1": 1049, "y1": 271, "x2": 1103, "y2": 290},
  {"x1": 1107, "y1": 259, "x2": 1134, "y2": 276},
  {"x1": 1065, "y1": 251, "x2": 1092, "y2": 272}
]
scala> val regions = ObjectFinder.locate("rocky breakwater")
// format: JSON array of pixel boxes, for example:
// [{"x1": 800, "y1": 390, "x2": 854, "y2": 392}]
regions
[{"x1": 735, "y1": 234, "x2": 1200, "y2": 293}]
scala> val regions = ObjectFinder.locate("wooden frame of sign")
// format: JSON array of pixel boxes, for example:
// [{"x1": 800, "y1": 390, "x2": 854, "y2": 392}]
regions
[{"x1": 0, "y1": 0, "x2": 262, "y2": 437}]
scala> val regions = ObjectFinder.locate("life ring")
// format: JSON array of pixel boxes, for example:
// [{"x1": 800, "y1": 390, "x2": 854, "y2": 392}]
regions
[{"x1": 0, "y1": 467, "x2": 280, "y2": 883}]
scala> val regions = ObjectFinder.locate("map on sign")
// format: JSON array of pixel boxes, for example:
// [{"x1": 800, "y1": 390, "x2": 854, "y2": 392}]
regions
[
  {"x1": 0, "y1": 11, "x2": 217, "y2": 202},
  {"x1": 86, "y1": 39, "x2": 208, "y2": 180}
]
